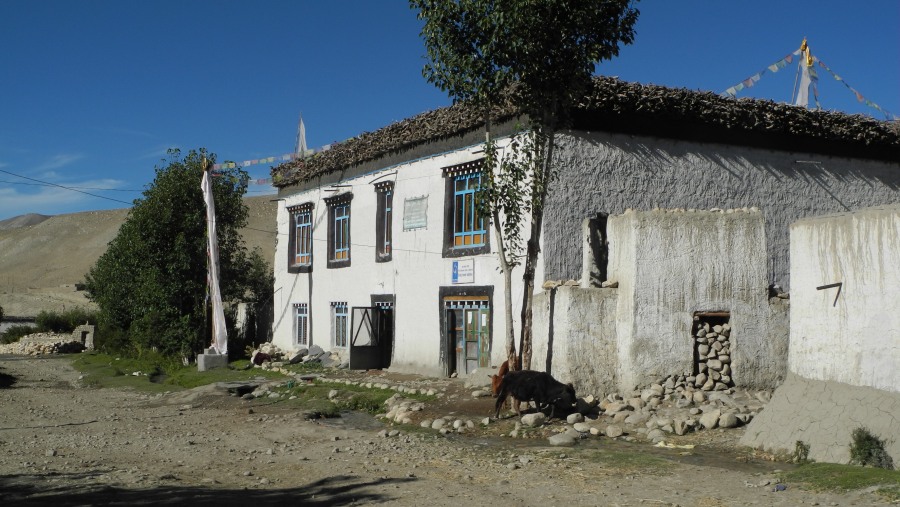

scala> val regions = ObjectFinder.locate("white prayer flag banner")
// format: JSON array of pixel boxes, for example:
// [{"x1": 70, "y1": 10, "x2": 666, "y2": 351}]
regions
[{"x1": 201, "y1": 169, "x2": 228, "y2": 355}]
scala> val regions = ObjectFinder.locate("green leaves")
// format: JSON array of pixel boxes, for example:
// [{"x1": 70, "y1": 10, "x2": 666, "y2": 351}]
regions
[{"x1": 84, "y1": 148, "x2": 268, "y2": 358}]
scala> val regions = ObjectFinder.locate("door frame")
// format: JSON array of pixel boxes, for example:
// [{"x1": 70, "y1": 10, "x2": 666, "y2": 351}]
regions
[{"x1": 438, "y1": 285, "x2": 493, "y2": 377}]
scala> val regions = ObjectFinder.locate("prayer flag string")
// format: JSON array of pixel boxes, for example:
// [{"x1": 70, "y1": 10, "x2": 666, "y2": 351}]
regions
[
  {"x1": 814, "y1": 58, "x2": 897, "y2": 121},
  {"x1": 722, "y1": 49, "x2": 802, "y2": 97}
]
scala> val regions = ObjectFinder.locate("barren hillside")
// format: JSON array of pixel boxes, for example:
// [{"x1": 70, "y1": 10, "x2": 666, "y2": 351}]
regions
[{"x1": 0, "y1": 195, "x2": 277, "y2": 317}]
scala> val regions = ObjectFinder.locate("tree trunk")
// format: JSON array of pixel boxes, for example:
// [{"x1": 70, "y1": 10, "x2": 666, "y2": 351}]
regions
[
  {"x1": 493, "y1": 209, "x2": 518, "y2": 371},
  {"x1": 484, "y1": 113, "x2": 518, "y2": 371},
  {"x1": 518, "y1": 128, "x2": 556, "y2": 371}
]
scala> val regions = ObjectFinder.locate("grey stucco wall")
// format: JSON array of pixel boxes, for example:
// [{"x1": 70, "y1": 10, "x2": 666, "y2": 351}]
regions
[
  {"x1": 544, "y1": 131, "x2": 900, "y2": 291},
  {"x1": 532, "y1": 286, "x2": 619, "y2": 397}
]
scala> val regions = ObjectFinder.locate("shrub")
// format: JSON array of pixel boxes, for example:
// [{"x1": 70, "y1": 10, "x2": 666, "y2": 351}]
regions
[
  {"x1": 850, "y1": 427, "x2": 894, "y2": 470},
  {"x1": 35, "y1": 308, "x2": 98, "y2": 333},
  {"x1": 0, "y1": 324, "x2": 37, "y2": 344},
  {"x1": 793, "y1": 440, "x2": 812, "y2": 464}
]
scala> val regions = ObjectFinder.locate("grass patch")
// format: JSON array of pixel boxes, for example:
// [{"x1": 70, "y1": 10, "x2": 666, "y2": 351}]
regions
[
  {"x1": 784, "y1": 462, "x2": 900, "y2": 498},
  {"x1": 71, "y1": 352, "x2": 287, "y2": 393},
  {"x1": 579, "y1": 447, "x2": 670, "y2": 475},
  {"x1": 266, "y1": 380, "x2": 435, "y2": 417}
]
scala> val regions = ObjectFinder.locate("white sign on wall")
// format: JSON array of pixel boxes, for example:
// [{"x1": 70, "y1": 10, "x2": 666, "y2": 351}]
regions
[
  {"x1": 451, "y1": 259, "x2": 474, "y2": 284},
  {"x1": 403, "y1": 195, "x2": 428, "y2": 230}
]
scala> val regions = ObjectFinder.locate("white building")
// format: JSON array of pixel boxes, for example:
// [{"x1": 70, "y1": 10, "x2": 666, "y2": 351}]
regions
[{"x1": 270, "y1": 77, "x2": 900, "y2": 380}]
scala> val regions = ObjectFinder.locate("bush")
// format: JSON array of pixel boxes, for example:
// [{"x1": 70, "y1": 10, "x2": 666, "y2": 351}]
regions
[
  {"x1": 850, "y1": 427, "x2": 894, "y2": 470},
  {"x1": 35, "y1": 308, "x2": 98, "y2": 333},
  {"x1": 0, "y1": 324, "x2": 37, "y2": 344},
  {"x1": 793, "y1": 440, "x2": 812, "y2": 464}
]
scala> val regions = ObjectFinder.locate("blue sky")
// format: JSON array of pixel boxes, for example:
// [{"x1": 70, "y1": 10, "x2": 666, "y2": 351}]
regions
[{"x1": 1, "y1": 1, "x2": 897, "y2": 221}]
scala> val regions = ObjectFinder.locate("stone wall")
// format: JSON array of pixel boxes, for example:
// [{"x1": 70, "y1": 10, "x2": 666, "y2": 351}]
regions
[
  {"x1": 532, "y1": 286, "x2": 618, "y2": 396},
  {"x1": 544, "y1": 131, "x2": 900, "y2": 290}
]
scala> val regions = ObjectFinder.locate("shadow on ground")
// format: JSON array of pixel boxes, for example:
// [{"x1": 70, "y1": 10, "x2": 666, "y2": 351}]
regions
[
  {"x1": 0, "y1": 367, "x2": 16, "y2": 388},
  {"x1": 1, "y1": 471, "x2": 416, "y2": 506}
]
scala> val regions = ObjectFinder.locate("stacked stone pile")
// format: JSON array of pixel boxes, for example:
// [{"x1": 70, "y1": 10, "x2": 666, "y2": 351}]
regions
[
  {"x1": 0, "y1": 333, "x2": 85, "y2": 355},
  {"x1": 250, "y1": 342, "x2": 344, "y2": 369},
  {"x1": 693, "y1": 320, "x2": 735, "y2": 391}
]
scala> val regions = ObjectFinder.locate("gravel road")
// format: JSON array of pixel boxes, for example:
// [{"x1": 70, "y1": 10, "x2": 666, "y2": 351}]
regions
[{"x1": 0, "y1": 355, "x2": 890, "y2": 506}]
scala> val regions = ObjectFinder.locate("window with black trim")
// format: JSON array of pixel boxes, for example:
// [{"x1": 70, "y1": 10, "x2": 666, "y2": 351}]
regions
[
  {"x1": 325, "y1": 193, "x2": 352, "y2": 268},
  {"x1": 332, "y1": 301, "x2": 348, "y2": 348},
  {"x1": 287, "y1": 203, "x2": 314, "y2": 273},
  {"x1": 294, "y1": 303, "x2": 308, "y2": 346},
  {"x1": 375, "y1": 182, "x2": 393, "y2": 262},
  {"x1": 443, "y1": 159, "x2": 489, "y2": 257}
]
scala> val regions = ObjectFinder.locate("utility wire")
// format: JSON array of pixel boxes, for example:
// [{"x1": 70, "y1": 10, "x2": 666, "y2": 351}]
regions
[
  {"x1": 0, "y1": 168, "x2": 133, "y2": 205},
  {"x1": 0, "y1": 179, "x2": 142, "y2": 192}
]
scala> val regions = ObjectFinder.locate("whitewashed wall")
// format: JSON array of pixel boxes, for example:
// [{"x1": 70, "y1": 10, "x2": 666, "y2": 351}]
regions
[
  {"x1": 272, "y1": 139, "x2": 542, "y2": 377},
  {"x1": 789, "y1": 205, "x2": 900, "y2": 393},
  {"x1": 607, "y1": 209, "x2": 779, "y2": 392}
]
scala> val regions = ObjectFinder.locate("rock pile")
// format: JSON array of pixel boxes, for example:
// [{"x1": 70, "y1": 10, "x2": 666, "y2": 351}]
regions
[
  {"x1": 0, "y1": 333, "x2": 85, "y2": 355},
  {"x1": 692, "y1": 319, "x2": 735, "y2": 391},
  {"x1": 249, "y1": 343, "x2": 345, "y2": 369}
]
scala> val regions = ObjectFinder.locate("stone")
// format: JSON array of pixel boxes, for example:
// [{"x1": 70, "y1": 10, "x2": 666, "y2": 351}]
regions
[
  {"x1": 573, "y1": 422, "x2": 592, "y2": 433},
  {"x1": 699, "y1": 409, "x2": 721, "y2": 430},
  {"x1": 673, "y1": 419, "x2": 688, "y2": 436},
  {"x1": 695, "y1": 372, "x2": 707, "y2": 386},
  {"x1": 712, "y1": 325, "x2": 723, "y2": 334},
  {"x1": 714, "y1": 382, "x2": 729, "y2": 391},
  {"x1": 566, "y1": 413, "x2": 584, "y2": 424},
  {"x1": 600, "y1": 280, "x2": 619, "y2": 288},
  {"x1": 542, "y1": 280, "x2": 562, "y2": 290},
  {"x1": 288, "y1": 349, "x2": 308, "y2": 364},
  {"x1": 698, "y1": 362, "x2": 708, "y2": 373},
  {"x1": 718, "y1": 412, "x2": 739, "y2": 428},
  {"x1": 603, "y1": 402, "x2": 631, "y2": 414},
  {"x1": 711, "y1": 341, "x2": 723, "y2": 352},
  {"x1": 605, "y1": 425, "x2": 624, "y2": 438},
  {"x1": 431, "y1": 419, "x2": 445, "y2": 430},
  {"x1": 719, "y1": 355, "x2": 731, "y2": 364},
  {"x1": 696, "y1": 328, "x2": 707, "y2": 338},
  {"x1": 521, "y1": 413, "x2": 547, "y2": 427},
  {"x1": 472, "y1": 390, "x2": 490, "y2": 398},
  {"x1": 698, "y1": 344, "x2": 710, "y2": 356},
  {"x1": 647, "y1": 428, "x2": 665, "y2": 442},
  {"x1": 707, "y1": 359, "x2": 723, "y2": 371},
  {"x1": 548, "y1": 430, "x2": 580, "y2": 446},
  {"x1": 627, "y1": 397, "x2": 645, "y2": 410},
  {"x1": 649, "y1": 384, "x2": 664, "y2": 396},
  {"x1": 624, "y1": 412, "x2": 649, "y2": 425},
  {"x1": 692, "y1": 391, "x2": 706, "y2": 403},
  {"x1": 420, "y1": 419, "x2": 432, "y2": 428}
]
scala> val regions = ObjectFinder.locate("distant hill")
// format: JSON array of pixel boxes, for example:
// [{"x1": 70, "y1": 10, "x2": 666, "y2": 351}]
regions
[
  {"x1": 0, "y1": 213, "x2": 52, "y2": 231},
  {"x1": 0, "y1": 195, "x2": 277, "y2": 317}
]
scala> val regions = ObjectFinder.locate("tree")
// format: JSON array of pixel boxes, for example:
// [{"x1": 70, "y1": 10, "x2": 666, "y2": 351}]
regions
[
  {"x1": 85, "y1": 148, "x2": 270, "y2": 358},
  {"x1": 412, "y1": 0, "x2": 639, "y2": 369}
]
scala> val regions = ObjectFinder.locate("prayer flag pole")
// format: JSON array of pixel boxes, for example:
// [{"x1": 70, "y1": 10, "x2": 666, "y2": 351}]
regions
[{"x1": 201, "y1": 157, "x2": 228, "y2": 356}]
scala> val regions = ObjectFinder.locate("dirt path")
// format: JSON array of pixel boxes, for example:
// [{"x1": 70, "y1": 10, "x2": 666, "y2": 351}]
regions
[{"x1": 0, "y1": 356, "x2": 889, "y2": 506}]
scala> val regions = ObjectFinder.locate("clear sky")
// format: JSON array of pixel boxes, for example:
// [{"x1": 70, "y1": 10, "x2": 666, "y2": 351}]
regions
[{"x1": 1, "y1": 1, "x2": 897, "y2": 221}]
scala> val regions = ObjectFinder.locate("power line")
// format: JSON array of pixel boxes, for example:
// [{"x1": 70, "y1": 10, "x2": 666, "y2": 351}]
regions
[
  {"x1": 0, "y1": 179, "x2": 142, "y2": 192},
  {"x1": 0, "y1": 168, "x2": 133, "y2": 206}
]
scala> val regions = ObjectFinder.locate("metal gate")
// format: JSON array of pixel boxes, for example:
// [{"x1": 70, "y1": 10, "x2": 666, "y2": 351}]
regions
[{"x1": 349, "y1": 306, "x2": 393, "y2": 370}]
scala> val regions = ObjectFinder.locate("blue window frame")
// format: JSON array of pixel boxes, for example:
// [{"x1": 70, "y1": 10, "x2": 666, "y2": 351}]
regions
[
  {"x1": 294, "y1": 303, "x2": 308, "y2": 346},
  {"x1": 453, "y1": 173, "x2": 486, "y2": 247},
  {"x1": 332, "y1": 302, "x2": 348, "y2": 347}
]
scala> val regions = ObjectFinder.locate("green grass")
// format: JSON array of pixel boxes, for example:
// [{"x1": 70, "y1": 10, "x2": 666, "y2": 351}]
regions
[
  {"x1": 71, "y1": 352, "x2": 287, "y2": 392},
  {"x1": 578, "y1": 446, "x2": 670, "y2": 475},
  {"x1": 784, "y1": 462, "x2": 900, "y2": 499}
]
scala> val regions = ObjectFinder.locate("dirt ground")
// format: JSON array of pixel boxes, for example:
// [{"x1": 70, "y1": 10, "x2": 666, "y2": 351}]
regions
[{"x1": 0, "y1": 356, "x2": 891, "y2": 506}]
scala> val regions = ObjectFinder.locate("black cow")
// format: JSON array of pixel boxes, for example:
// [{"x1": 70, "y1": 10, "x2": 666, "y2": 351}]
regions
[{"x1": 493, "y1": 370, "x2": 577, "y2": 420}]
